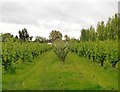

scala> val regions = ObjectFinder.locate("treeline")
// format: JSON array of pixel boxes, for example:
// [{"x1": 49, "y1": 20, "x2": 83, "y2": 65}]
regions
[
  {"x1": 1, "y1": 28, "x2": 51, "y2": 43},
  {"x1": 1, "y1": 13, "x2": 119, "y2": 43},
  {"x1": 1, "y1": 29, "x2": 71, "y2": 43},
  {"x1": 80, "y1": 13, "x2": 120, "y2": 41}
]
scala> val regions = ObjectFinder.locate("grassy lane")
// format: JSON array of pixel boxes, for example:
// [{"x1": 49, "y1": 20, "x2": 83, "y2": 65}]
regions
[
  {"x1": 66, "y1": 53, "x2": 118, "y2": 90},
  {"x1": 2, "y1": 51, "x2": 53, "y2": 90},
  {"x1": 2, "y1": 50, "x2": 118, "y2": 90}
]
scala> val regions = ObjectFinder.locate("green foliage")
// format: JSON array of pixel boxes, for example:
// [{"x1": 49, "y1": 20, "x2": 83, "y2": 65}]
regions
[
  {"x1": 18, "y1": 28, "x2": 29, "y2": 41},
  {"x1": 34, "y1": 36, "x2": 48, "y2": 43},
  {"x1": 1, "y1": 33, "x2": 14, "y2": 42},
  {"x1": 52, "y1": 39, "x2": 69, "y2": 62},
  {"x1": 80, "y1": 13, "x2": 119, "y2": 41},
  {"x1": 64, "y1": 35, "x2": 70, "y2": 42},
  {"x1": 70, "y1": 40, "x2": 119, "y2": 68},
  {"x1": 49, "y1": 30, "x2": 62, "y2": 42},
  {"x1": 2, "y1": 41, "x2": 52, "y2": 72}
]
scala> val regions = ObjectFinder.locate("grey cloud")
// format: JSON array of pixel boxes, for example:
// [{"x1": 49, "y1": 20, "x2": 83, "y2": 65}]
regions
[
  {"x1": 0, "y1": 2, "x2": 118, "y2": 29},
  {"x1": 1, "y1": 2, "x2": 38, "y2": 25}
]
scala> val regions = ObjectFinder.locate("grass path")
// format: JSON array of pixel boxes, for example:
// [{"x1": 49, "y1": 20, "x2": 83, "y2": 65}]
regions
[{"x1": 2, "y1": 50, "x2": 118, "y2": 90}]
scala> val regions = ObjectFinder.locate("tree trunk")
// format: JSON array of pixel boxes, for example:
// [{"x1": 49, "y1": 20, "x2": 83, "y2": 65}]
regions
[
  {"x1": 93, "y1": 56, "x2": 95, "y2": 62},
  {"x1": 62, "y1": 59, "x2": 65, "y2": 63},
  {"x1": 112, "y1": 61, "x2": 118, "y2": 68},
  {"x1": 88, "y1": 55, "x2": 90, "y2": 59},
  {"x1": 101, "y1": 60, "x2": 104, "y2": 66}
]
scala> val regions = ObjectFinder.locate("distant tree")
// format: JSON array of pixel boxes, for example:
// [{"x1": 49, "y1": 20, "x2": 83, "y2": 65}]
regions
[
  {"x1": 86, "y1": 29, "x2": 90, "y2": 41},
  {"x1": 64, "y1": 35, "x2": 70, "y2": 42},
  {"x1": 89, "y1": 26, "x2": 96, "y2": 41},
  {"x1": 34, "y1": 36, "x2": 47, "y2": 43},
  {"x1": 70, "y1": 37, "x2": 77, "y2": 41},
  {"x1": 1, "y1": 33, "x2": 13, "y2": 42},
  {"x1": 15, "y1": 35, "x2": 18, "y2": 39},
  {"x1": 105, "y1": 18, "x2": 112, "y2": 40},
  {"x1": 80, "y1": 29, "x2": 88, "y2": 41},
  {"x1": 96, "y1": 13, "x2": 119, "y2": 41},
  {"x1": 118, "y1": 13, "x2": 120, "y2": 40},
  {"x1": 110, "y1": 13, "x2": 118, "y2": 40},
  {"x1": 49, "y1": 30, "x2": 62, "y2": 42},
  {"x1": 18, "y1": 28, "x2": 29, "y2": 41},
  {"x1": 80, "y1": 13, "x2": 120, "y2": 42},
  {"x1": 34, "y1": 36, "x2": 42, "y2": 42},
  {"x1": 96, "y1": 21, "x2": 105, "y2": 41},
  {"x1": 29, "y1": 36, "x2": 33, "y2": 41}
]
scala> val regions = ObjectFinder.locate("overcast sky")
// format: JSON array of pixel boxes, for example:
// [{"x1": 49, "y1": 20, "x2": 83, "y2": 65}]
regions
[{"x1": 0, "y1": 0, "x2": 119, "y2": 39}]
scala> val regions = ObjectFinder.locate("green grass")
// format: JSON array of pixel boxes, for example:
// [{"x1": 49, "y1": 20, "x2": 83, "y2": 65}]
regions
[
  {"x1": 0, "y1": 58, "x2": 2, "y2": 91},
  {"x1": 2, "y1": 50, "x2": 118, "y2": 90}
]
